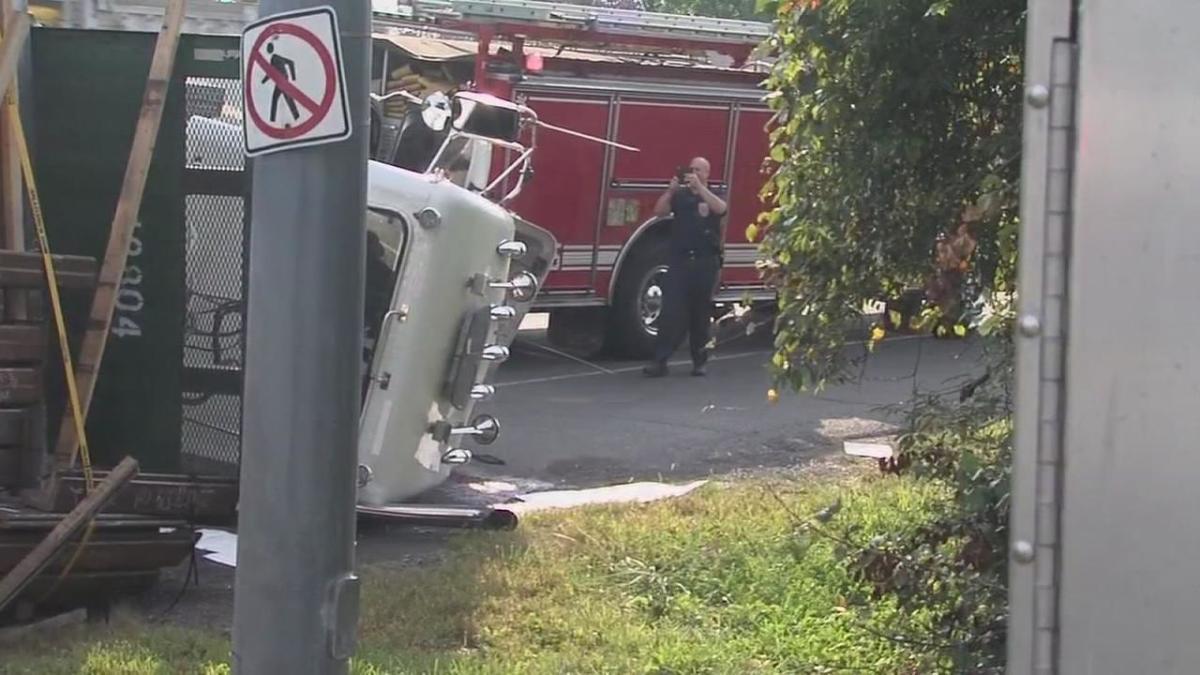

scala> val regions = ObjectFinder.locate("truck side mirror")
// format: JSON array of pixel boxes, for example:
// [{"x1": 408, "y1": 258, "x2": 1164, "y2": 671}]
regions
[{"x1": 450, "y1": 93, "x2": 522, "y2": 143}]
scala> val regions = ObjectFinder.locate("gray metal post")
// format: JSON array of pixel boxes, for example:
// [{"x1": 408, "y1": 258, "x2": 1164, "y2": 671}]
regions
[{"x1": 231, "y1": 0, "x2": 369, "y2": 669}]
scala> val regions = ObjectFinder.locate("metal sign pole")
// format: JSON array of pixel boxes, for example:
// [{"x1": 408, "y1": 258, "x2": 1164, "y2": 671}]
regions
[{"x1": 231, "y1": 0, "x2": 368, "y2": 668}]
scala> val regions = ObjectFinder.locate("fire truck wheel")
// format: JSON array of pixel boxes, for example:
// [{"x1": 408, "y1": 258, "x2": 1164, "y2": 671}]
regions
[{"x1": 610, "y1": 237, "x2": 672, "y2": 359}]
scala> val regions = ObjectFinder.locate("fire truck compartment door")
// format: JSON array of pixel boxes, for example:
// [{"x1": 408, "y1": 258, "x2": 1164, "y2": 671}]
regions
[
  {"x1": 611, "y1": 100, "x2": 731, "y2": 184},
  {"x1": 508, "y1": 94, "x2": 610, "y2": 288}
]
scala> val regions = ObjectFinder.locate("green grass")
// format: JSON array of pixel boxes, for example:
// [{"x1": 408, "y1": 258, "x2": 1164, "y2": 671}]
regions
[{"x1": 1, "y1": 469, "x2": 954, "y2": 674}]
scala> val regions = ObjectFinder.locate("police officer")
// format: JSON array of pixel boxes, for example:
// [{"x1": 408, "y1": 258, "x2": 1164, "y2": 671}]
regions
[{"x1": 643, "y1": 157, "x2": 727, "y2": 377}]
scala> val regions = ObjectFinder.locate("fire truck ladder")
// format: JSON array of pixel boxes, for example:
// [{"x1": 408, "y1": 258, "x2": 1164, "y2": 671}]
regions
[{"x1": 405, "y1": 0, "x2": 771, "y2": 45}]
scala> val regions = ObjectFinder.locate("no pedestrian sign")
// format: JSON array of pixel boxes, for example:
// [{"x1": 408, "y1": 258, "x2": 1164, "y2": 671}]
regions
[{"x1": 241, "y1": 6, "x2": 351, "y2": 156}]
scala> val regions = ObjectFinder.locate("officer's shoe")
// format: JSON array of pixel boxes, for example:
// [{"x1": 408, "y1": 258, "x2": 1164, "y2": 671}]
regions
[
  {"x1": 691, "y1": 363, "x2": 707, "y2": 377},
  {"x1": 642, "y1": 362, "x2": 669, "y2": 378}
]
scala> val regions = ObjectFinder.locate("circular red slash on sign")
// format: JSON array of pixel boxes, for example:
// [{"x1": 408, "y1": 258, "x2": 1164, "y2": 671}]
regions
[{"x1": 245, "y1": 22, "x2": 336, "y2": 140}]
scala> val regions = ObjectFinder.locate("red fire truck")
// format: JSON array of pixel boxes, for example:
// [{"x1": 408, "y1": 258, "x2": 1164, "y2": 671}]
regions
[{"x1": 372, "y1": 0, "x2": 774, "y2": 357}]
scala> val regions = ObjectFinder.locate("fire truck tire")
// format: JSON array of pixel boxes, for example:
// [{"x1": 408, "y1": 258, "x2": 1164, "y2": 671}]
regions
[{"x1": 609, "y1": 237, "x2": 672, "y2": 359}]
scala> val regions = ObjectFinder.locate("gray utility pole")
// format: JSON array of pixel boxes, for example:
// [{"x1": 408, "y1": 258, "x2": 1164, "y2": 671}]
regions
[{"x1": 231, "y1": 0, "x2": 369, "y2": 669}]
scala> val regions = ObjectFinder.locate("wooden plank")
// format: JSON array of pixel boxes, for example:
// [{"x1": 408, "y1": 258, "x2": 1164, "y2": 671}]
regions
[
  {"x1": 0, "y1": 9, "x2": 26, "y2": 123},
  {"x1": 0, "y1": 507, "x2": 182, "y2": 525},
  {"x1": 0, "y1": 366, "x2": 38, "y2": 406},
  {"x1": 0, "y1": 4, "x2": 22, "y2": 252},
  {"x1": 0, "y1": 446, "x2": 18, "y2": 480},
  {"x1": 52, "y1": 0, "x2": 186, "y2": 469},
  {"x1": 0, "y1": 6, "x2": 29, "y2": 321},
  {"x1": 0, "y1": 531, "x2": 196, "y2": 574},
  {"x1": 0, "y1": 324, "x2": 43, "y2": 364},
  {"x1": 0, "y1": 252, "x2": 97, "y2": 276},
  {"x1": 0, "y1": 407, "x2": 25, "y2": 445},
  {"x1": 0, "y1": 515, "x2": 185, "y2": 530},
  {"x1": 50, "y1": 473, "x2": 238, "y2": 522},
  {"x1": 0, "y1": 266, "x2": 94, "y2": 290},
  {"x1": 0, "y1": 456, "x2": 137, "y2": 614},
  {"x1": 0, "y1": 288, "x2": 18, "y2": 321},
  {"x1": 0, "y1": 251, "x2": 97, "y2": 290},
  {"x1": 0, "y1": 379, "x2": 31, "y2": 492},
  {"x1": 25, "y1": 288, "x2": 42, "y2": 320}
]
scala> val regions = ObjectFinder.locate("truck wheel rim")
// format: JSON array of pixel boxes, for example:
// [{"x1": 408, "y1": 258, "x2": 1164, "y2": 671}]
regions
[{"x1": 639, "y1": 265, "x2": 670, "y2": 336}]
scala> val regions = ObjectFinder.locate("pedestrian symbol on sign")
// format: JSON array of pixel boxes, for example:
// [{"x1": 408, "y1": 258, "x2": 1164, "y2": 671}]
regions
[
  {"x1": 262, "y1": 41, "x2": 300, "y2": 124},
  {"x1": 242, "y1": 6, "x2": 351, "y2": 156}
]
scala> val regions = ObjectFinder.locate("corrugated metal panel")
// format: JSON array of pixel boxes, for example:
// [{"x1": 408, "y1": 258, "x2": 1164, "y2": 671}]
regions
[
  {"x1": 374, "y1": 33, "x2": 477, "y2": 62},
  {"x1": 371, "y1": 31, "x2": 759, "y2": 70}
]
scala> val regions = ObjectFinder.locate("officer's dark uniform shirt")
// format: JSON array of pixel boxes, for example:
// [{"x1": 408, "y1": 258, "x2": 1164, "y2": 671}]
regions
[{"x1": 669, "y1": 186, "x2": 725, "y2": 256}]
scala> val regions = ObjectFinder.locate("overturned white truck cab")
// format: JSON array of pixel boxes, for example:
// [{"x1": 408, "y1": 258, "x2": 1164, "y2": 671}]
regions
[
  {"x1": 186, "y1": 91, "x2": 560, "y2": 505},
  {"x1": 356, "y1": 92, "x2": 557, "y2": 505}
]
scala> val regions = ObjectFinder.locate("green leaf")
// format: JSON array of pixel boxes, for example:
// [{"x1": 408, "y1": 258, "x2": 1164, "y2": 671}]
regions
[
  {"x1": 925, "y1": 1, "x2": 952, "y2": 17},
  {"x1": 980, "y1": 173, "x2": 1005, "y2": 191},
  {"x1": 960, "y1": 450, "x2": 981, "y2": 479}
]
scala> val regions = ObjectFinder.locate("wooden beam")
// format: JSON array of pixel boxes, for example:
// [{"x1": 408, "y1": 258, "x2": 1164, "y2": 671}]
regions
[
  {"x1": 0, "y1": 408, "x2": 26, "y2": 446},
  {"x1": 0, "y1": 366, "x2": 40, "y2": 406},
  {"x1": 0, "y1": 7, "x2": 26, "y2": 255},
  {"x1": 0, "y1": 456, "x2": 138, "y2": 614},
  {"x1": 0, "y1": 324, "x2": 44, "y2": 363},
  {"x1": 52, "y1": 0, "x2": 186, "y2": 469},
  {"x1": 0, "y1": 9, "x2": 31, "y2": 322},
  {"x1": 0, "y1": 9, "x2": 27, "y2": 139},
  {"x1": 0, "y1": 251, "x2": 98, "y2": 290}
]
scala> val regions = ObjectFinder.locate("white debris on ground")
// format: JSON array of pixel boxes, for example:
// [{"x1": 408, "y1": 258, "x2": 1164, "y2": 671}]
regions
[
  {"x1": 500, "y1": 480, "x2": 708, "y2": 515},
  {"x1": 196, "y1": 476, "x2": 709, "y2": 568},
  {"x1": 843, "y1": 441, "x2": 895, "y2": 459},
  {"x1": 818, "y1": 416, "x2": 898, "y2": 440},
  {"x1": 195, "y1": 528, "x2": 239, "y2": 567},
  {"x1": 814, "y1": 417, "x2": 898, "y2": 460}
]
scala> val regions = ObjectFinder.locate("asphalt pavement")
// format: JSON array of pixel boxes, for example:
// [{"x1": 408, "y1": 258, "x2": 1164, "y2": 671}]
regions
[{"x1": 464, "y1": 317, "x2": 985, "y2": 488}]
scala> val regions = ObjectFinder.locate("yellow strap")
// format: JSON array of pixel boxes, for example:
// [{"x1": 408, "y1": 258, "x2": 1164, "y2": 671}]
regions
[
  {"x1": 2, "y1": 19, "x2": 96, "y2": 599},
  {"x1": 7, "y1": 98, "x2": 95, "y2": 493},
  {"x1": 10, "y1": 92, "x2": 99, "y2": 598}
]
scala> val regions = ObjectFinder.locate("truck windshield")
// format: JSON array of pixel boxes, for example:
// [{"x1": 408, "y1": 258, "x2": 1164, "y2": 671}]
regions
[{"x1": 429, "y1": 135, "x2": 493, "y2": 191}]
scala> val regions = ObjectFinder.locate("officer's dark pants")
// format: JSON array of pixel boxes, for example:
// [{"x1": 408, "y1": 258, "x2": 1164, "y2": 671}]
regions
[{"x1": 653, "y1": 251, "x2": 720, "y2": 366}]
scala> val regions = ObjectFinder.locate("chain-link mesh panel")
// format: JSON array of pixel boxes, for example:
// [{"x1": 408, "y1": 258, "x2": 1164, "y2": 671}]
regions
[
  {"x1": 181, "y1": 77, "x2": 246, "y2": 476},
  {"x1": 186, "y1": 77, "x2": 244, "y2": 170}
]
